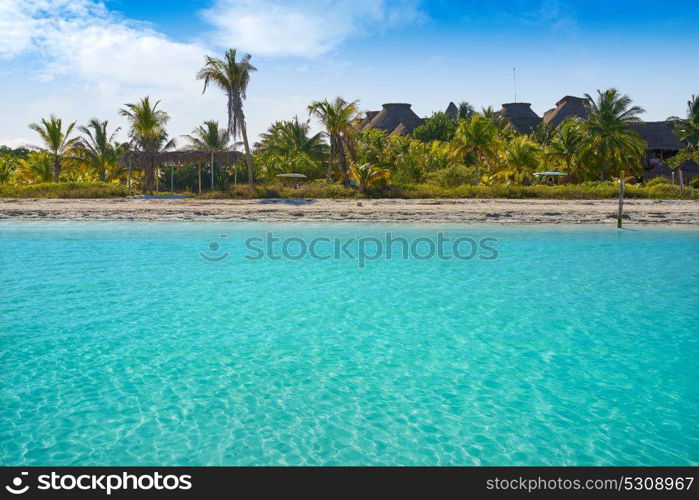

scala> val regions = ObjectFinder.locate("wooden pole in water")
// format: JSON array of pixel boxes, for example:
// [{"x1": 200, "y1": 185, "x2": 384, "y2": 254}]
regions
[{"x1": 617, "y1": 170, "x2": 625, "y2": 229}]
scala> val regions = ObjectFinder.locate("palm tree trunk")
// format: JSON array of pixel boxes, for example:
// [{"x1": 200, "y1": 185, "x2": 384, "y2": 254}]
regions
[
  {"x1": 327, "y1": 141, "x2": 335, "y2": 183},
  {"x1": 241, "y1": 122, "x2": 254, "y2": 185},
  {"x1": 52, "y1": 156, "x2": 60, "y2": 183}
]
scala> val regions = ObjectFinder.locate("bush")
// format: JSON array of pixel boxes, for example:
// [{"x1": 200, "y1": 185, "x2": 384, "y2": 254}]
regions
[
  {"x1": 424, "y1": 165, "x2": 475, "y2": 188},
  {"x1": 0, "y1": 182, "x2": 130, "y2": 198},
  {"x1": 200, "y1": 183, "x2": 357, "y2": 199},
  {"x1": 644, "y1": 177, "x2": 670, "y2": 187}
]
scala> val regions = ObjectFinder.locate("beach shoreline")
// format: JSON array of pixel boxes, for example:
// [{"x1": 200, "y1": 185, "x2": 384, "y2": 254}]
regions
[{"x1": 0, "y1": 198, "x2": 697, "y2": 224}]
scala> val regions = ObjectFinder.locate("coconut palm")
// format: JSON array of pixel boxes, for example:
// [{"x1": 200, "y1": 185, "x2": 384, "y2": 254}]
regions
[
  {"x1": 307, "y1": 97, "x2": 360, "y2": 185},
  {"x1": 669, "y1": 95, "x2": 699, "y2": 150},
  {"x1": 18, "y1": 153, "x2": 53, "y2": 184},
  {"x1": 452, "y1": 114, "x2": 499, "y2": 184},
  {"x1": 545, "y1": 118, "x2": 584, "y2": 179},
  {"x1": 28, "y1": 115, "x2": 80, "y2": 182},
  {"x1": 490, "y1": 135, "x2": 541, "y2": 184},
  {"x1": 183, "y1": 120, "x2": 231, "y2": 193},
  {"x1": 579, "y1": 88, "x2": 646, "y2": 179},
  {"x1": 0, "y1": 155, "x2": 19, "y2": 183},
  {"x1": 255, "y1": 117, "x2": 326, "y2": 179},
  {"x1": 349, "y1": 163, "x2": 390, "y2": 193},
  {"x1": 197, "y1": 49, "x2": 257, "y2": 184},
  {"x1": 119, "y1": 97, "x2": 174, "y2": 191},
  {"x1": 77, "y1": 119, "x2": 120, "y2": 181}
]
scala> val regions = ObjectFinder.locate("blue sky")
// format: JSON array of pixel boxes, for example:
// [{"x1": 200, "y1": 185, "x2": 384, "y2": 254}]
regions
[{"x1": 1, "y1": 0, "x2": 697, "y2": 147}]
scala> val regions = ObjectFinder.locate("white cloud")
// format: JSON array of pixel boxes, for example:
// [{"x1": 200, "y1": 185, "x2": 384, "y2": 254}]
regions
[{"x1": 201, "y1": 0, "x2": 425, "y2": 57}]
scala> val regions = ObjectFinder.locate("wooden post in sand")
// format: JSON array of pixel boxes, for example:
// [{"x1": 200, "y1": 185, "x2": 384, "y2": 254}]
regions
[
  {"x1": 679, "y1": 168, "x2": 684, "y2": 194},
  {"x1": 617, "y1": 170, "x2": 625, "y2": 229},
  {"x1": 170, "y1": 165, "x2": 174, "y2": 194},
  {"x1": 210, "y1": 151, "x2": 214, "y2": 191},
  {"x1": 127, "y1": 158, "x2": 132, "y2": 192}
]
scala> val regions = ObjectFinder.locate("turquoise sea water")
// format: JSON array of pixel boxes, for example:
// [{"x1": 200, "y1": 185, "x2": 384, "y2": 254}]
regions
[{"x1": 1, "y1": 222, "x2": 698, "y2": 466}]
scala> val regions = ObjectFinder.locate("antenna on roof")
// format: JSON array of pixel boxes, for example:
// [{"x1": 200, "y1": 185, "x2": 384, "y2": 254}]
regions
[{"x1": 513, "y1": 67, "x2": 517, "y2": 103}]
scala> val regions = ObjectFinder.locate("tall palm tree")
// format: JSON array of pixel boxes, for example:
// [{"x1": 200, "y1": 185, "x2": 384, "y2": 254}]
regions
[
  {"x1": 307, "y1": 97, "x2": 359, "y2": 185},
  {"x1": 28, "y1": 115, "x2": 80, "y2": 182},
  {"x1": 119, "y1": 97, "x2": 174, "y2": 191},
  {"x1": 77, "y1": 119, "x2": 120, "y2": 181},
  {"x1": 669, "y1": 95, "x2": 699, "y2": 150},
  {"x1": 183, "y1": 120, "x2": 231, "y2": 193},
  {"x1": 197, "y1": 49, "x2": 257, "y2": 184},
  {"x1": 579, "y1": 88, "x2": 646, "y2": 179},
  {"x1": 452, "y1": 114, "x2": 499, "y2": 184}
]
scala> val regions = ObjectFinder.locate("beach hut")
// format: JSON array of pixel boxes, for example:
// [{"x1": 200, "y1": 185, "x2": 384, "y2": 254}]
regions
[
  {"x1": 542, "y1": 96, "x2": 589, "y2": 128},
  {"x1": 359, "y1": 111, "x2": 380, "y2": 130},
  {"x1": 498, "y1": 102, "x2": 542, "y2": 134},
  {"x1": 117, "y1": 150, "x2": 242, "y2": 193},
  {"x1": 445, "y1": 102, "x2": 459, "y2": 120},
  {"x1": 363, "y1": 103, "x2": 425, "y2": 136}
]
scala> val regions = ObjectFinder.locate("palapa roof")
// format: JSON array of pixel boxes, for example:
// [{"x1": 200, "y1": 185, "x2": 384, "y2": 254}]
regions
[
  {"x1": 629, "y1": 122, "x2": 684, "y2": 151},
  {"x1": 359, "y1": 111, "x2": 380, "y2": 129},
  {"x1": 445, "y1": 102, "x2": 459, "y2": 120},
  {"x1": 498, "y1": 102, "x2": 542, "y2": 134},
  {"x1": 364, "y1": 103, "x2": 425, "y2": 136},
  {"x1": 117, "y1": 150, "x2": 242, "y2": 168},
  {"x1": 543, "y1": 95, "x2": 588, "y2": 128}
]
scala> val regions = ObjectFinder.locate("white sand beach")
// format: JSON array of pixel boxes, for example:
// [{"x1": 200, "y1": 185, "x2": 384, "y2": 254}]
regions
[{"x1": 0, "y1": 198, "x2": 697, "y2": 224}]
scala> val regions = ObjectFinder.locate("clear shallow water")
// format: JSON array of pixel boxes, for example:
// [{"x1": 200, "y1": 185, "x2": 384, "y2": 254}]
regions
[{"x1": 1, "y1": 222, "x2": 698, "y2": 466}]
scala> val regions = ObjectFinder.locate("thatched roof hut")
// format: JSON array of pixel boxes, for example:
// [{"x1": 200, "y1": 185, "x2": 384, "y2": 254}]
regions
[
  {"x1": 364, "y1": 103, "x2": 425, "y2": 136},
  {"x1": 498, "y1": 102, "x2": 542, "y2": 134},
  {"x1": 359, "y1": 111, "x2": 380, "y2": 129},
  {"x1": 629, "y1": 122, "x2": 684, "y2": 151},
  {"x1": 445, "y1": 102, "x2": 459, "y2": 120},
  {"x1": 543, "y1": 96, "x2": 588, "y2": 127},
  {"x1": 645, "y1": 159, "x2": 699, "y2": 182}
]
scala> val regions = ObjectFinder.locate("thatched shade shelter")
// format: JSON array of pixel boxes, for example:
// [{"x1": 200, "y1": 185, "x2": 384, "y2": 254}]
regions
[
  {"x1": 543, "y1": 96, "x2": 588, "y2": 128},
  {"x1": 498, "y1": 102, "x2": 542, "y2": 134},
  {"x1": 117, "y1": 150, "x2": 242, "y2": 193}
]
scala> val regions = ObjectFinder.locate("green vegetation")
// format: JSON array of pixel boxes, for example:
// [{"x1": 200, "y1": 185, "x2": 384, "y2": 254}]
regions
[
  {"x1": 1, "y1": 45, "x2": 695, "y2": 200},
  {"x1": 0, "y1": 182, "x2": 129, "y2": 198}
]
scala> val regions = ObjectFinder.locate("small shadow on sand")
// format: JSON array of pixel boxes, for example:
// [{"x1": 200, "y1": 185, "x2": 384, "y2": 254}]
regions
[{"x1": 257, "y1": 198, "x2": 317, "y2": 205}]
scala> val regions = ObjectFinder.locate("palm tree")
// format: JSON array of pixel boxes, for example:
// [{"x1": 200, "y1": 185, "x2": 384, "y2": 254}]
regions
[
  {"x1": 77, "y1": 119, "x2": 120, "y2": 181},
  {"x1": 197, "y1": 49, "x2": 257, "y2": 184},
  {"x1": 452, "y1": 114, "x2": 499, "y2": 184},
  {"x1": 307, "y1": 97, "x2": 359, "y2": 186},
  {"x1": 490, "y1": 135, "x2": 541, "y2": 184},
  {"x1": 119, "y1": 97, "x2": 174, "y2": 191},
  {"x1": 183, "y1": 120, "x2": 231, "y2": 193},
  {"x1": 545, "y1": 118, "x2": 584, "y2": 180},
  {"x1": 579, "y1": 88, "x2": 646, "y2": 179},
  {"x1": 28, "y1": 115, "x2": 80, "y2": 182},
  {"x1": 256, "y1": 117, "x2": 326, "y2": 179},
  {"x1": 18, "y1": 153, "x2": 53, "y2": 183},
  {"x1": 669, "y1": 95, "x2": 699, "y2": 150},
  {"x1": 349, "y1": 163, "x2": 390, "y2": 193}
]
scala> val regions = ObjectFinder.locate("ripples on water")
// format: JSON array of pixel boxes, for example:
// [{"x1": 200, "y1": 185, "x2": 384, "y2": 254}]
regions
[{"x1": 1, "y1": 223, "x2": 698, "y2": 465}]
